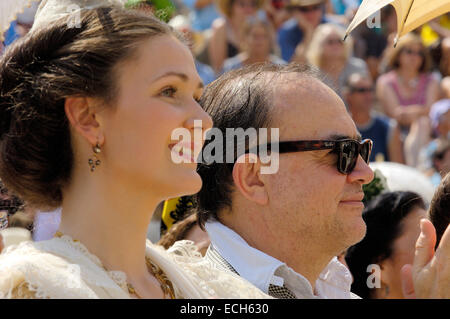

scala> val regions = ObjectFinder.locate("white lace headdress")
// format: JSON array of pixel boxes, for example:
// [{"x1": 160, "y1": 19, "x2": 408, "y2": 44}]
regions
[{"x1": 0, "y1": 0, "x2": 127, "y2": 41}]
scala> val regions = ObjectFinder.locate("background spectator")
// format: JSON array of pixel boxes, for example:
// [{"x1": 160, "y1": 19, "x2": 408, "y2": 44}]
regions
[
  {"x1": 431, "y1": 140, "x2": 450, "y2": 187},
  {"x1": 222, "y1": 18, "x2": 286, "y2": 73},
  {"x1": 377, "y1": 33, "x2": 440, "y2": 167},
  {"x1": 343, "y1": 73, "x2": 404, "y2": 163},
  {"x1": 345, "y1": 191, "x2": 427, "y2": 299},
  {"x1": 184, "y1": 0, "x2": 221, "y2": 31},
  {"x1": 417, "y1": 99, "x2": 450, "y2": 186},
  {"x1": 262, "y1": 0, "x2": 291, "y2": 30},
  {"x1": 306, "y1": 23, "x2": 368, "y2": 97},
  {"x1": 428, "y1": 171, "x2": 450, "y2": 249},
  {"x1": 278, "y1": 0, "x2": 327, "y2": 63},
  {"x1": 207, "y1": 0, "x2": 265, "y2": 73}
]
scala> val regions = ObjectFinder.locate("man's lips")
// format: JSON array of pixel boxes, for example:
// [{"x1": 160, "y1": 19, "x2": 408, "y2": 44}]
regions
[{"x1": 340, "y1": 193, "x2": 365, "y2": 203}]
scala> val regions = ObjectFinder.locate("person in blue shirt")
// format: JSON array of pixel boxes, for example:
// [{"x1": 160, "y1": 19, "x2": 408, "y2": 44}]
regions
[
  {"x1": 277, "y1": 0, "x2": 326, "y2": 62},
  {"x1": 184, "y1": 0, "x2": 220, "y2": 31},
  {"x1": 344, "y1": 73, "x2": 405, "y2": 163}
]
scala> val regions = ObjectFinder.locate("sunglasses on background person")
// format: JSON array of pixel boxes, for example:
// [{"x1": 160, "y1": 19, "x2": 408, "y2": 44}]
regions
[
  {"x1": 350, "y1": 86, "x2": 374, "y2": 94},
  {"x1": 402, "y1": 48, "x2": 425, "y2": 57},
  {"x1": 325, "y1": 38, "x2": 343, "y2": 46},
  {"x1": 291, "y1": 4, "x2": 322, "y2": 13},
  {"x1": 235, "y1": 0, "x2": 259, "y2": 8},
  {"x1": 250, "y1": 138, "x2": 373, "y2": 174}
]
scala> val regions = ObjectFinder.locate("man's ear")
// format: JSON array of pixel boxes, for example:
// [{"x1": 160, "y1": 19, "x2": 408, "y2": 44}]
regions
[
  {"x1": 64, "y1": 97, "x2": 104, "y2": 146},
  {"x1": 232, "y1": 154, "x2": 268, "y2": 205}
]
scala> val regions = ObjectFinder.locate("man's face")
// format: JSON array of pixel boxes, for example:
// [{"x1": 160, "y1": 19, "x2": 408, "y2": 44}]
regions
[
  {"x1": 261, "y1": 75, "x2": 374, "y2": 255},
  {"x1": 292, "y1": 4, "x2": 323, "y2": 27},
  {"x1": 346, "y1": 77, "x2": 374, "y2": 112}
]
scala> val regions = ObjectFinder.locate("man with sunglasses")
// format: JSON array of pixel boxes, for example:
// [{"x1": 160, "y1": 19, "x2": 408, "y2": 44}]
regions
[
  {"x1": 343, "y1": 73, "x2": 404, "y2": 164},
  {"x1": 278, "y1": 0, "x2": 327, "y2": 62},
  {"x1": 196, "y1": 63, "x2": 450, "y2": 299},
  {"x1": 196, "y1": 63, "x2": 373, "y2": 298}
]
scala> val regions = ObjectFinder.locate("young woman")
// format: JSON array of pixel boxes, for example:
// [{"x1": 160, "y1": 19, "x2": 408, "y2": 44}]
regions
[
  {"x1": 306, "y1": 23, "x2": 369, "y2": 98},
  {"x1": 0, "y1": 1, "x2": 269, "y2": 299},
  {"x1": 221, "y1": 18, "x2": 286, "y2": 74}
]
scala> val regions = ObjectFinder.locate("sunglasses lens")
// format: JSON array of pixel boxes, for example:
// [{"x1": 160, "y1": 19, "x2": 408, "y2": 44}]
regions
[
  {"x1": 361, "y1": 141, "x2": 371, "y2": 163},
  {"x1": 339, "y1": 141, "x2": 357, "y2": 174}
]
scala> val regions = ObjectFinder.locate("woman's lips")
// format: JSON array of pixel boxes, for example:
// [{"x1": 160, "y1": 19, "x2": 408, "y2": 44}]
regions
[{"x1": 169, "y1": 142, "x2": 202, "y2": 163}]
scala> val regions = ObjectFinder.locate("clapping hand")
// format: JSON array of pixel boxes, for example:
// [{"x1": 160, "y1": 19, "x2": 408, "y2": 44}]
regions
[{"x1": 401, "y1": 219, "x2": 450, "y2": 298}]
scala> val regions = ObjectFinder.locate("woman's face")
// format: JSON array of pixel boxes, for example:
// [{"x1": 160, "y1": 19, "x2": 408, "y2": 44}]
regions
[
  {"x1": 231, "y1": 0, "x2": 259, "y2": 19},
  {"x1": 398, "y1": 43, "x2": 424, "y2": 72},
  {"x1": 246, "y1": 25, "x2": 271, "y2": 56},
  {"x1": 321, "y1": 31, "x2": 345, "y2": 60},
  {"x1": 383, "y1": 206, "x2": 427, "y2": 298},
  {"x1": 99, "y1": 35, "x2": 212, "y2": 200}
]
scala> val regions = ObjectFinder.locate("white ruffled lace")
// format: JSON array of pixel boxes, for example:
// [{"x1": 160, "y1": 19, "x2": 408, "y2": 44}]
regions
[{"x1": 0, "y1": 237, "x2": 271, "y2": 299}]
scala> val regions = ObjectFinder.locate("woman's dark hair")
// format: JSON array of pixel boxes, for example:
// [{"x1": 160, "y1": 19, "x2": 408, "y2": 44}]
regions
[
  {"x1": 429, "y1": 172, "x2": 450, "y2": 249},
  {"x1": 195, "y1": 63, "x2": 323, "y2": 228},
  {"x1": 345, "y1": 191, "x2": 426, "y2": 299},
  {"x1": 0, "y1": 8, "x2": 183, "y2": 209}
]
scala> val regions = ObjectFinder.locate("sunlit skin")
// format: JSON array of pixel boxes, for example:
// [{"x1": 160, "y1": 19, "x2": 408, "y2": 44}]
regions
[
  {"x1": 222, "y1": 73, "x2": 374, "y2": 291},
  {"x1": 321, "y1": 32, "x2": 346, "y2": 61},
  {"x1": 398, "y1": 43, "x2": 424, "y2": 73},
  {"x1": 376, "y1": 207, "x2": 427, "y2": 299},
  {"x1": 59, "y1": 35, "x2": 212, "y2": 298}
]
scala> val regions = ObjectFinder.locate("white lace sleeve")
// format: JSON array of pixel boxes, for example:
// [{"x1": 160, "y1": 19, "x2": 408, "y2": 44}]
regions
[
  {"x1": 148, "y1": 240, "x2": 272, "y2": 299},
  {"x1": 0, "y1": 238, "x2": 130, "y2": 299}
]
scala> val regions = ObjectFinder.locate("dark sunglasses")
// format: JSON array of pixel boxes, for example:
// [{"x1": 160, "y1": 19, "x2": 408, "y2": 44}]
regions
[
  {"x1": 292, "y1": 4, "x2": 322, "y2": 12},
  {"x1": 325, "y1": 38, "x2": 343, "y2": 46},
  {"x1": 350, "y1": 86, "x2": 374, "y2": 94},
  {"x1": 402, "y1": 48, "x2": 424, "y2": 57},
  {"x1": 236, "y1": 0, "x2": 258, "y2": 8},
  {"x1": 260, "y1": 139, "x2": 373, "y2": 174}
]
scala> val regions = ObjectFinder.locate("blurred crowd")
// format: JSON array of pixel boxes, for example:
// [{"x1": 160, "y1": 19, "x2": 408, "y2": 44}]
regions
[
  {"x1": 2, "y1": 2, "x2": 450, "y2": 188},
  {"x1": 0, "y1": 0, "x2": 449, "y2": 299}
]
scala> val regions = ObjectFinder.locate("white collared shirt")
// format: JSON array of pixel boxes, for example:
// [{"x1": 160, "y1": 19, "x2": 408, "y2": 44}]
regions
[{"x1": 205, "y1": 221, "x2": 355, "y2": 299}]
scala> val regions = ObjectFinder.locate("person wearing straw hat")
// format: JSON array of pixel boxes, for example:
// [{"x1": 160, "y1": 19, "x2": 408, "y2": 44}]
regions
[{"x1": 277, "y1": 0, "x2": 328, "y2": 62}]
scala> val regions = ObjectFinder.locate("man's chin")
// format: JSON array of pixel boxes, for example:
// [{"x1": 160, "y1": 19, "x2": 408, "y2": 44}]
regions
[{"x1": 351, "y1": 219, "x2": 367, "y2": 245}]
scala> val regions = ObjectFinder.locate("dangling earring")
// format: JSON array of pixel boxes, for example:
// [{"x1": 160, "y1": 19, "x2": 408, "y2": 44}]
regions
[{"x1": 88, "y1": 143, "x2": 101, "y2": 172}]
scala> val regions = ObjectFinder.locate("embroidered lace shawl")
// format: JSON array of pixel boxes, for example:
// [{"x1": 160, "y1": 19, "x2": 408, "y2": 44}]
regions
[{"x1": 0, "y1": 236, "x2": 270, "y2": 299}]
